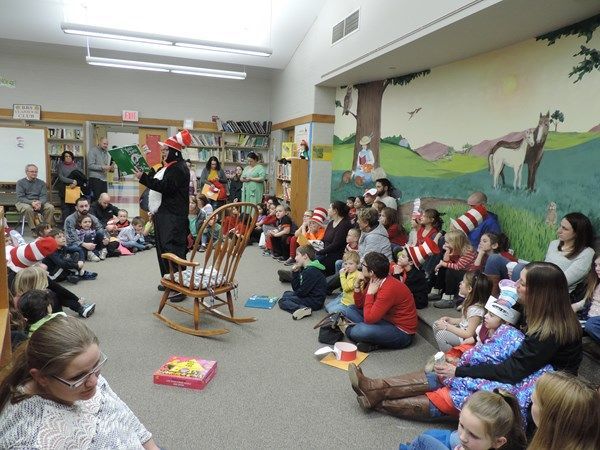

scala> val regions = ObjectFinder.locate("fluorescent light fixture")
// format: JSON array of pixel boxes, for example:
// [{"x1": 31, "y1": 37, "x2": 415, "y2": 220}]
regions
[
  {"x1": 174, "y1": 42, "x2": 271, "y2": 57},
  {"x1": 85, "y1": 56, "x2": 246, "y2": 80},
  {"x1": 62, "y1": 23, "x2": 173, "y2": 45},
  {"x1": 62, "y1": 22, "x2": 272, "y2": 57}
]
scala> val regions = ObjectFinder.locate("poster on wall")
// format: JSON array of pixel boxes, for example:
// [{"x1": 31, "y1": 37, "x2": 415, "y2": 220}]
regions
[
  {"x1": 311, "y1": 144, "x2": 332, "y2": 161},
  {"x1": 281, "y1": 142, "x2": 294, "y2": 158}
]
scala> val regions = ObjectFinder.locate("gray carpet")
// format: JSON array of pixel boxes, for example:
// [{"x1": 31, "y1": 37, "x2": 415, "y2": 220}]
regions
[{"x1": 66, "y1": 245, "x2": 447, "y2": 449}]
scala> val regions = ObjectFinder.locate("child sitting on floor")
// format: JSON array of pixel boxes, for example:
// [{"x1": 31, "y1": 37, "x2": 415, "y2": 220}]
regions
[
  {"x1": 76, "y1": 215, "x2": 105, "y2": 262},
  {"x1": 433, "y1": 272, "x2": 491, "y2": 352},
  {"x1": 114, "y1": 209, "x2": 130, "y2": 231},
  {"x1": 278, "y1": 245, "x2": 327, "y2": 320},
  {"x1": 325, "y1": 251, "x2": 360, "y2": 314},
  {"x1": 200, "y1": 214, "x2": 221, "y2": 251},
  {"x1": 390, "y1": 247, "x2": 429, "y2": 309},
  {"x1": 34, "y1": 222, "x2": 52, "y2": 238},
  {"x1": 118, "y1": 216, "x2": 149, "y2": 253},
  {"x1": 18, "y1": 289, "x2": 67, "y2": 337},
  {"x1": 258, "y1": 203, "x2": 278, "y2": 250},
  {"x1": 269, "y1": 205, "x2": 293, "y2": 261},
  {"x1": 43, "y1": 228, "x2": 97, "y2": 283}
]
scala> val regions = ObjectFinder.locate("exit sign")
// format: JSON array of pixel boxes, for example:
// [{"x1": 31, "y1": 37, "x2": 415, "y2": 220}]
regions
[{"x1": 122, "y1": 110, "x2": 139, "y2": 122}]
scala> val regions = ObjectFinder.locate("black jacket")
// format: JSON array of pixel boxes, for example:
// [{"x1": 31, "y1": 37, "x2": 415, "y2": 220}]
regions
[
  {"x1": 90, "y1": 201, "x2": 120, "y2": 227},
  {"x1": 393, "y1": 268, "x2": 428, "y2": 309},
  {"x1": 291, "y1": 263, "x2": 327, "y2": 305},
  {"x1": 43, "y1": 247, "x2": 80, "y2": 279},
  {"x1": 140, "y1": 160, "x2": 190, "y2": 216}
]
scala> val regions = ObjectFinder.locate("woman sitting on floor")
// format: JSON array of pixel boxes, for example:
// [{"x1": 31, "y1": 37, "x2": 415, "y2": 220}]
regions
[
  {"x1": 346, "y1": 262, "x2": 582, "y2": 422},
  {"x1": 0, "y1": 316, "x2": 160, "y2": 449}
]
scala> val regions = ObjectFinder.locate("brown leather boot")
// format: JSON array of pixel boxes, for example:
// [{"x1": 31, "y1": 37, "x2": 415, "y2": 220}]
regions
[
  {"x1": 348, "y1": 364, "x2": 430, "y2": 409},
  {"x1": 375, "y1": 395, "x2": 435, "y2": 421}
]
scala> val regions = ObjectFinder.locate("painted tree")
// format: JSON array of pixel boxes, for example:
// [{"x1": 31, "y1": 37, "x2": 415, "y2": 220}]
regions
[
  {"x1": 335, "y1": 69, "x2": 430, "y2": 167},
  {"x1": 550, "y1": 110, "x2": 565, "y2": 131},
  {"x1": 537, "y1": 13, "x2": 600, "y2": 83}
]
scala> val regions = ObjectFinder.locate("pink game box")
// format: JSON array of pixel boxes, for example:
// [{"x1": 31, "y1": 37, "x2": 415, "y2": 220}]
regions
[{"x1": 153, "y1": 356, "x2": 217, "y2": 390}]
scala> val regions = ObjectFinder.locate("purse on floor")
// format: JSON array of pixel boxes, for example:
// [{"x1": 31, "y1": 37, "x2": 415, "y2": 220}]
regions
[{"x1": 313, "y1": 312, "x2": 354, "y2": 345}]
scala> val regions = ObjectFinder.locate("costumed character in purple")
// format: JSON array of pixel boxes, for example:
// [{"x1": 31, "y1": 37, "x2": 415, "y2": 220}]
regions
[{"x1": 136, "y1": 130, "x2": 191, "y2": 278}]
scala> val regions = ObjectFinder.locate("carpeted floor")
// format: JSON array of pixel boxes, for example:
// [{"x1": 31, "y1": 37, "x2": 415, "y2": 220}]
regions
[{"x1": 65, "y1": 244, "x2": 448, "y2": 449}]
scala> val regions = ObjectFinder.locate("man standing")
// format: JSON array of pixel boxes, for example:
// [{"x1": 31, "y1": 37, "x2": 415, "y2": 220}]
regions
[
  {"x1": 466, "y1": 191, "x2": 501, "y2": 247},
  {"x1": 375, "y1": 178, "x2": 399, "y2": 209},
  {"x1": 91, "y1": 193, "x2": 120, "y2": 231},
  {"x1": 136, "y1": 130, "x2": 190, "y2": 301},
  {"x1": 87, "y1": 137, "x2": 114, "y2": 202},
  {"x1": 15, "y1": 164, "x2": 55, "y2": 232}
]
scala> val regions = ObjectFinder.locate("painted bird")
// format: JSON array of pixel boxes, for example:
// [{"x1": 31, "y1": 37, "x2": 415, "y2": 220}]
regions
[{"x1": 407, "y1": 107, "x2": 422, "y2": 120}]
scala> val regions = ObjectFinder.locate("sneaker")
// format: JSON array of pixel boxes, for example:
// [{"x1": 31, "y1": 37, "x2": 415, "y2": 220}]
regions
[
  {"x1": 292, "y1": 307, "x2": 312, "y2": 320},
  {"x1": 131, "y1": 247, "x2": 139, "y2": 253},
  {"x1": 275, "y1": 256, "x2": 287, "y2": 262},
  {"x1": 87, "y1": 253, "x2": 100, "y2": 262},
  {"x1": 283, "y1": 258, "x2": 295, "y2": 266},
  {"x1": 80, "y1": 271, "x2": 98, "y2": 280},
  {"x1": 428, "y1": 289, "x2": 442, "y2": 301},
  {"x1": 356, "y1": 342, "x2": 381, "y2": 353},
  {"x1": 433, "y1": 296, "x2": 456, "y2": 309},
  {"x1": 168, "y1": 292, "x2": 186, "y2": 303},
  {"x1": 98, "y1": 248, "x2": 108, "y2": 260},
  {"x1": 144, "y1": 244, "x2": 153, "y2": 250},
  {"x1": 79, "y1": 302, "x2": 96, "y2": 318},
  {"x1": 157, "y1": 284, "x2": 166, "y2": 291},
  {"x1": 66, "y1": 274, "x2": 80, "y2": 284}
]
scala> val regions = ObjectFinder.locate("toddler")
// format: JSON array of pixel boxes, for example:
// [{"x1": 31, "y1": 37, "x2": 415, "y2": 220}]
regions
[
  {"x1": 118, "y1": 216, "x2": 149, "y2": 253},
  {"x1": 325, "y1": 251, "x2": 360, "y2": 314},
  {"x1": 390, "y1": 247, "x2": 429, "y2": 309},
  {"x1": 43, "y1": 228, "x2": 97, "y2": 283},
  {"x1": 76, "y1": 215, "x2": 106, "y2": 262}
]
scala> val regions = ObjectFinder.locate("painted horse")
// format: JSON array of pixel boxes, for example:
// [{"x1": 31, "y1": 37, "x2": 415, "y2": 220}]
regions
[
  {"x1": 489, "y1": 112, "x2": 550, "y2": 191},
  {"x1": 489, "y1": 128, "x2": 535, "y2": 189}
]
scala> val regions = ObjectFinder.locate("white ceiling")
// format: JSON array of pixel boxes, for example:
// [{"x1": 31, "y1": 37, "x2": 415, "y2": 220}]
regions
[
  {"x1": 320, "y1": 0, "x2": 600, "y2": 86},
  {"x1": 0, "y1": 0, "x2": 599, "y2": 86},
  {"x1": 0, "y1": 0, "x2": 326, "y2": 71}
]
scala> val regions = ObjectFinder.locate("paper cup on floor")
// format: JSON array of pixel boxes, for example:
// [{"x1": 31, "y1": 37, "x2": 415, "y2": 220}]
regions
[{"x1": 334, "y1": 342, "x2": 357, "y2": 361}]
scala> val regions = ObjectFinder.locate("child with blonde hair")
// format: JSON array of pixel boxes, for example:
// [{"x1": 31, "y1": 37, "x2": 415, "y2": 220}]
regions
[
  {"x1": 399, "y1": 390, "x2": 526, "y2": 450},
  {"x1": 325, "y1": 251, "x2": 360, "y2": 314},
  {"x1": 118, "y1": 216, "x2": 149, "y2": 253},
  {"x1": 529, "y1": 372, "x2": 600, "y2": 450},
  {"x1": 431, "y1": 229, "x2": 478, "y2": 308}
]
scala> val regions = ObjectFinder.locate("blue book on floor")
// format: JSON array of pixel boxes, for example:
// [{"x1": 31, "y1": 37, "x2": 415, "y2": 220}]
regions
[{"x1": 245, "y1": 295, "x2": 278, "y2": 309}]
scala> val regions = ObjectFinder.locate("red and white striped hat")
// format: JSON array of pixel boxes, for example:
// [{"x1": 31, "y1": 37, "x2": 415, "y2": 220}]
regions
[
  {"x1": 406, "y1": 237, "x2": 440, "y2": 268},
  {"x1": 7, "y1": 237, "x2": 58, "y2": 272},
  {"x1": 451, "y1": 204, "x2": 487, "y2": 234},
  {"x1": 159, "y1": 129, "x2": 192, "y2": 151},
  {"x1": 310, "y1": 207, "x2": 328, "y2": 225}
]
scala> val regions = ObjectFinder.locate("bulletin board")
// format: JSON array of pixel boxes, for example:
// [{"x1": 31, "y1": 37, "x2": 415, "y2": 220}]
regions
[{"x1": 0, "y1": 126, "x2": 48, "y2": 183}]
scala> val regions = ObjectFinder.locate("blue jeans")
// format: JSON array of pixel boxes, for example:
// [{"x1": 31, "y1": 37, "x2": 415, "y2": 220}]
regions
[
  {"x1": 483, "y1": 253, "x2": 510, "y2": 278},
  {"x1": 325, "y1": 295, "x2": 352, "y2": 314},
  {"x1": 64, "y1": 244, "x2": 85, "y2": 261},
  {"x1": 122, "y1": 240, "x2": 145, "y2": 250},
  {"x1": 585, "y1": 316, "x2": 600, "y2": 343},
  {"x1": 343, "y1": 305, "x2": 413, "y2": 349},
  {"x1": 399, "y1": 430, "x2": 458, "y2": 450}
]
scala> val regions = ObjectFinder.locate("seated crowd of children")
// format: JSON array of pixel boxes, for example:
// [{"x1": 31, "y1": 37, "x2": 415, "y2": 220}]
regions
[{"x1": 246, "y1": 184, "x2": 600, "y2": 447}]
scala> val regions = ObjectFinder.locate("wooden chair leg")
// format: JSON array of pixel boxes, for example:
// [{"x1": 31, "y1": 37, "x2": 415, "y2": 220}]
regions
[
  {"x1": 157, "y1": 289, "x2": 171, "y2": 314},
  {"x1": 226, "y1": 291, "x2": 234, "y2": 317},
  {"x1": 193, "y1": 298, "x2": 200, "y2": 330}
]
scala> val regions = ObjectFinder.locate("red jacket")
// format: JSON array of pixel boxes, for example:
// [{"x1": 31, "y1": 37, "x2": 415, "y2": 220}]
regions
[
  {"x1": 386, "y1": 223, "x2": 408, "y2": 246},
  {"x1": 353, "y1": 276, "x2": 417, "y2": 334}
]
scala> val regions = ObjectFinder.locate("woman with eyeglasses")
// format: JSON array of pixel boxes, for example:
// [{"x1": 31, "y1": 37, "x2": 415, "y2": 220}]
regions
[{"x1": 0, "y1": 316, "x2": 160, "y2": 449}]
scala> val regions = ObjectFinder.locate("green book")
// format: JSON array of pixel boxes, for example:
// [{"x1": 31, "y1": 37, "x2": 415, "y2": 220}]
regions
[{"x1": 108, "y1": 145, "x2": 151, "y2": 175}]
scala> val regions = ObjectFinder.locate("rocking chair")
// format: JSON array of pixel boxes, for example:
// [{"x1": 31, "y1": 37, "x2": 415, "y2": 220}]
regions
[{"x1": 155, "y1": 202, "x2": 259, "y2": 336}]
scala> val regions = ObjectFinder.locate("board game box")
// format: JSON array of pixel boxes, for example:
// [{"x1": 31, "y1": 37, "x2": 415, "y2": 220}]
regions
[{"x1": 153, "y1": 356, "x2": 217, "y2": 390}]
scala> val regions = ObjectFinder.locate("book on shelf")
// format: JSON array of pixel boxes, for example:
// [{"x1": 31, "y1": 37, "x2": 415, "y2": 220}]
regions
[
  {"x1": 190, "y1": 132, "x2": 221, "y2": 147},
  {"x1": 218, "y1": 119, "x2": 272, "y2": 136},
  {"x1": 153, "y1": 356, "x2": 217, "y2": 390},
  {"x1": 277, "y1": 161, "x2": 292, "y2": 179},
  {"x1": 47, "y1": 127, "x2": 82, "y2": 140},
  {"x1": 48, "y1": 143, "x2": 83, "y2": 156}
]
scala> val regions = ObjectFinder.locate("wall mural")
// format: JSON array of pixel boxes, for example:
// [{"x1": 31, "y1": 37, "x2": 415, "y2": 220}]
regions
[{"x1": 331, "y1": 15, "x2": 600, "y2": 260}]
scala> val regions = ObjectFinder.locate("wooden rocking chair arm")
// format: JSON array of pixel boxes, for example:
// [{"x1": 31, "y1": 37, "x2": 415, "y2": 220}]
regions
[{"x1": 160, "y1": 253, "x2": 200, "y2": 267}]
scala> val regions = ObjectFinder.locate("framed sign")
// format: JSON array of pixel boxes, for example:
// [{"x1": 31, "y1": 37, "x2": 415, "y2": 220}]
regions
[{"x1": 12, "y1": 104, "x2": 41, "y2": 120}]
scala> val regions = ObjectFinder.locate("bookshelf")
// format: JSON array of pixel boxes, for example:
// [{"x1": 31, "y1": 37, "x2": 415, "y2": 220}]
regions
[
  {"x1": 275, "y1": 158, "x2": 308, "y2": 225},
  {"x1": 45, "y1": 123, "x2": 86, "y2": 202}
]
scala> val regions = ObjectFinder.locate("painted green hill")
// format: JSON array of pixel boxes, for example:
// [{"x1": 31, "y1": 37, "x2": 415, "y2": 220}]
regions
[{"x1": 334, "y1": 142, "x2": 487, "y2": 178}]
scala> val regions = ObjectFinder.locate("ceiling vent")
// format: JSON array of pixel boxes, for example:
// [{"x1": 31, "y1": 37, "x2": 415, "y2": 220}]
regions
[{"x1": 332, "y1": 9, "x2": 359, "y2": 44}]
